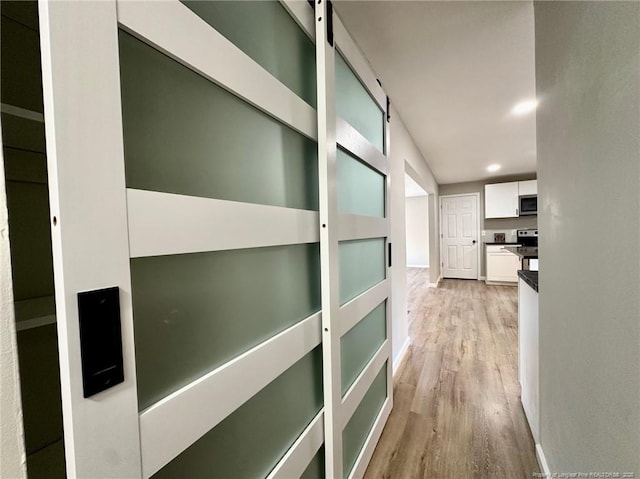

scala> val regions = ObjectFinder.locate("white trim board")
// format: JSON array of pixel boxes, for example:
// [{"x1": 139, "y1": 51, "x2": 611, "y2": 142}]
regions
[
  {"x1": 406, "y1": 264, "x2": 429, "y2": 269},
  {"x1": 393, "y1": 337, "x2": 411, "y2": 375},
  {"x1": 315, "y1": 2, "x2": 343, "y2": 476},
  {"x1": 39, "y1": 1, "x2": 143, "y2": 476},
  {"x1": 336, "y1": 117, "x2": 387, "y2": 175},
  {"x1": 126, "y1": 189, "x2": 319, "y2": 258},
  {"x1": 338, "y1": 214, "x2": 388, "y2": 242},
  {"x1": 535, "y1": 444, "x2": 551, "y2": 477}
]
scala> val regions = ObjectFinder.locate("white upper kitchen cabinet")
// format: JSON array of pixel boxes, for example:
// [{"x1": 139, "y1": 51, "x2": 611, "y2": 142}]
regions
[
  {"x1": 484, "y1": 180, "x2": 537, "y2": 218},
  {"x1": 518, "y1": 180, "x2": 537, "y2": 196},
  {"x1": 485, "y1": 182, "x2": 519, "y2": 218}
]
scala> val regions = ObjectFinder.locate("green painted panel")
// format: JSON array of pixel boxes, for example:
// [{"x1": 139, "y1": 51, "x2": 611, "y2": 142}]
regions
[
  {"x1": 131, "y1": 243, "x2": 322, "y2": 410},
  {"x1": 337, "y1": 148, "x2": 385, "y2": 217},
  {"x1": 300, "y1": 446, "x2": 325, "y2": 479},
  {"x1": 152, "y1": 346, "x2": 323, "y2": 479},
  {"x1": 181, "y1": 0, "x2": 316, "y2": 106},
  {"x1": 339, "y1": 238, "x2": 386, "y2": 305},
  {"x1": 342, "y1": 363, "x2": 387, "y2": 479},
  {"x1": 335, "y1": 53, "x2": 384, "y2": 152},
  {"x1": 341, "y1": 302, "x2": 386, "y2": 395},
  {"x1": 118, "y1": 31, "x2": 318, "y2": 211}
]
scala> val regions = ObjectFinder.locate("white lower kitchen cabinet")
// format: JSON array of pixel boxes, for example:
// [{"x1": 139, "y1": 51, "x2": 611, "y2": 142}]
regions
[
  {"x1": 486, "y1": 245, "x2": 520, "y2": 284},
  {"x1": 519, "y1": 277, "x2": 539, "y2": 442}
]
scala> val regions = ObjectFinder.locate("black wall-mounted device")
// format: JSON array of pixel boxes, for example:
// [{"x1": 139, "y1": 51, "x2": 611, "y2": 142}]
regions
[{"x1": 77, "y1": 287, "x2": 124, "y2": 398}]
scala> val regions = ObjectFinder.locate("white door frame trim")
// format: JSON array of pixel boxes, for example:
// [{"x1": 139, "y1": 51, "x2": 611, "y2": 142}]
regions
[{"x1": 439, "y1": 193, "x2": 481, "y2": 280}]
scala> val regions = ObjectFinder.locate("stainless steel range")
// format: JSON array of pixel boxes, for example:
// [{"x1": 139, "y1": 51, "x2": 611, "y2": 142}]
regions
[
  {"x1": 517, "y1": 229, "x2": 538, "y2": 270},
  {"x1": 517, "y1": 229, "x2": 538, "y2": 247}
]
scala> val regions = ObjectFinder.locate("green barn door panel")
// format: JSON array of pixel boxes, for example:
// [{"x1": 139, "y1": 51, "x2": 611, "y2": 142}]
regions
[
  {"x1": 181, "y1": 0, "x2": 316, "y2": 107},
  {"x1": 342, "y1": 364, "x2": 388, "y2": 479},
  {"x1": 335, "y1": 53, "x2": 384, "y2": 152},
  {"x1": 119, "y1": 31, "x2": 319, "y2": 211},
  {"x1": 339, "y1": 238, "x2": 386, "y2": 305},
  {"x1": 337, "y1": 148, "x2": 385, "y2": 218},
  {"x1": 151, "y1": 347, "x2": 323, "y2": 479},
  {"x1": 130, "y1": 243, "x2": 321, "y2": 411}
]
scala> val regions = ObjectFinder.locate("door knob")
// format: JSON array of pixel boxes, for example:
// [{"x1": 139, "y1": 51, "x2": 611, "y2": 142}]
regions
[{"x1": 472, "y1": 240, "x2": 477, "y2": 244}]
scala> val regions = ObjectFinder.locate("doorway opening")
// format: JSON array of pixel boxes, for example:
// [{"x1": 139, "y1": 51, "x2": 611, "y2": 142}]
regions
[
  {"x1": 403, "y1": 173, "x2": 431, "y2": 330},
  {"x1": 404, "y1": 173, "x2": 429, "y2": 275}
]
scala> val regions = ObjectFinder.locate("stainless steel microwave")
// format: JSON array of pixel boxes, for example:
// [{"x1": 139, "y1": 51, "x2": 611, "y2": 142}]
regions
[{"x1": 519, "y1": 195, "x2": 537, "y2": 216}]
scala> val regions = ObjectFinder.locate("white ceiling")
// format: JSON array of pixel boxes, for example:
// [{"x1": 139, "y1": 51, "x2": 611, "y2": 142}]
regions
[
  {"x1": 405, "y1": 174, "x2": 428, "y2": 197},
  {"x1": 334, "y1": 1, "x2": 537, "y2": 185}
]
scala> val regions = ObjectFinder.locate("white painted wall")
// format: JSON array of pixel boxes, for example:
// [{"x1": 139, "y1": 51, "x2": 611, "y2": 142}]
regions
[
  {"x1": 405, "y1": 195, "x2": 429, "y2": 267},
  {"x1": 390, "y1": 106, "x2": 439, "y2": 370},
  {"x1": 0, "y1": 146, "x2": 27, "y2": 479},
  {"x1": 535, "y1": 2, "x2": 639, "y2": 474}
]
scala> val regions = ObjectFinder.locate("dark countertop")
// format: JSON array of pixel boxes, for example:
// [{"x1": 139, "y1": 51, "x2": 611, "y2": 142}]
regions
[
  {"x1": 484, "y1": 242, "x2": 520, "y2": 245},
  {"x1": 518, "y1": 270, "x2": 539, "y2": 292},
  {"x1": 502, "y1": 246, "x2": 538, "y2": 259}
]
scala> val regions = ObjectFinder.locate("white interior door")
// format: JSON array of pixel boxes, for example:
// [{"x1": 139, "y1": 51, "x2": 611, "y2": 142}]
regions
[{"x1": 441, "y1": 194, "x2": 479, "y2": 279}]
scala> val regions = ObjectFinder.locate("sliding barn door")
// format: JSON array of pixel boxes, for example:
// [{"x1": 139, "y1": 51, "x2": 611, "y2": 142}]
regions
[
  {"x1": 39, "y1": 1, "x2": 391, "y2": 477},
  {"x1": 316, "y1": 3, "x2": 393, "y2": 478}
]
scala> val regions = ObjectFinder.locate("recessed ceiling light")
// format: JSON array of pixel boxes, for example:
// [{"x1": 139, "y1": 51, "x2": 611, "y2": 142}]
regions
[
  {"x1": 512, "y1": 99, "x2": 538, "y2": 116},
  {"x1": 487, "y1": 164, "x2": 501, "y2": 172}
]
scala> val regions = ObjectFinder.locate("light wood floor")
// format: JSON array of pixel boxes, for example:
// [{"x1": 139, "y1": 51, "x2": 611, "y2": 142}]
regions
[{"x1": 364, "y1": 269, "x2": 540, "y2": 478}]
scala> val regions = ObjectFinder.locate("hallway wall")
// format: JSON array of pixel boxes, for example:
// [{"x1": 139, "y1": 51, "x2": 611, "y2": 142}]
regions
[
  {"x1": 535, "y1": 1, "x2": 640, "y2": 473},
  {"x1": 389, "y1": 107, "x2": 439, "y2": 368}
]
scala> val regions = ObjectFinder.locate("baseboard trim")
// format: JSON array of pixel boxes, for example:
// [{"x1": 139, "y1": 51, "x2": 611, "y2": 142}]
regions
[
  {"x1": 485, "y1": 279, "x2": 518, "y2": 287},
  {"x1": 428, "y1": 275, "x2": 442, "y2": 288},
  {"x1": 406, "y1": 264, "x2": 429, "y2": 269},
  {"x1": 535, "y1": 443, "x2": 550, "y2": 477},
  {"x1": 478, "y1": 275, "x2": 486, "y2": 281},
  {"x1": 392, "y1": 337, "x2": 411, "y2": 376}
]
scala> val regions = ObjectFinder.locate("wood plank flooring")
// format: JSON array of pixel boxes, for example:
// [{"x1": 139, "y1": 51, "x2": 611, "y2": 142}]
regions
[{"x1": 364, "y1": 269, "x2": 540, "y2": 478}]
